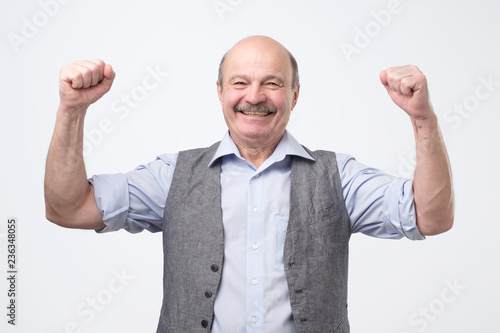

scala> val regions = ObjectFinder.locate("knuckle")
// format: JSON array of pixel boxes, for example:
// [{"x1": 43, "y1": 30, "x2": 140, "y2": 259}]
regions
[
  {"x1": 92, "y1": 59, "x2": 105, "y2": 67},
  {"x1": 81, "y1": 67, "x2": 92, "y2": 77},
  {"x1": 89, "y1": 64, "x2": 100, "y2": 75}
]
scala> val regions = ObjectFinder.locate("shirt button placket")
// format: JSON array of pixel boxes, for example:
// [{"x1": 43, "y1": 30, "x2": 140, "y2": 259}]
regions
[{"x1": 247, "y1": 171, "x2": 264, "y2": 330}]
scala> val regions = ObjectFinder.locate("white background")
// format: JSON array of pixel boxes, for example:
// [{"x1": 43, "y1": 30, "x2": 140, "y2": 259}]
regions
[{"x1": 1, "y1": 0, "x2": 499, "y2": 332}]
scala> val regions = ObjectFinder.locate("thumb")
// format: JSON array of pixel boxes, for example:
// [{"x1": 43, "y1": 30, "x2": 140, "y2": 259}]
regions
[
  {"x1": 86, "y1": 64, "x2": 116, "y2": 103},
  {"x1": 379, "y1": 69, "x2": 389, "y2": 87},
  {"x1": 99, "y1": 64, "x2": 116, "y2": 92}
]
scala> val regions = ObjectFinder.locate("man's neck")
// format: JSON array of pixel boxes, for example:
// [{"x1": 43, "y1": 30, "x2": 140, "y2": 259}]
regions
[{"x1": 230, "y1": 132, "x2": 284, "y2": 168}]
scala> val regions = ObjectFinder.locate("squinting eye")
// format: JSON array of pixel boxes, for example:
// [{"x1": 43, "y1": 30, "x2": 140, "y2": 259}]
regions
[{"x1": 234, "y1": 82, "x2": 245, "y2": 85}]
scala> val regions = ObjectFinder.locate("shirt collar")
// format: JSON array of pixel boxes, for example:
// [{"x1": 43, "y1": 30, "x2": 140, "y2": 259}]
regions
[{"x1": 208, "y1": 130, "x2": 314, "y2": 167}]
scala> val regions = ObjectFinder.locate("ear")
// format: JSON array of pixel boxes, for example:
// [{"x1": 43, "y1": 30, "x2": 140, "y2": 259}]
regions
[
  {"x1": 291, "y1": 83, "x2": 300, "y2": 110},
  {"x1": 216, "y1": 80, "x2": 223, "y2": 105}
]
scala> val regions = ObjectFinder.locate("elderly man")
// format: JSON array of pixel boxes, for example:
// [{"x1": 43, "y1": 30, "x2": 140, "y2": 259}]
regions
[{"x1": 45, "y1": 36, "x2": 454, "y2": 332}]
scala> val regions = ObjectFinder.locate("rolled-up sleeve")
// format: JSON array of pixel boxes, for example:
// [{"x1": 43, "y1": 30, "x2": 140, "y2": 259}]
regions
[
  {"x1": 337, "y1": 153, "x2": 424, "y2": 240},
  {"x1": 89, "y1": 173, "x2": 130, "y2": 233},
  {"x1": 383, "y1": 177, "x2": 424, "y2": 240},
  {"x1": 88, "y1": 153, "x2": 178, "y2": 234}
]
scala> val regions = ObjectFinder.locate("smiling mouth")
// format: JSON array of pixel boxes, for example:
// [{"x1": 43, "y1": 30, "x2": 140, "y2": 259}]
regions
[
  {"x1": 240, "y1": 111, "x2": 273, "y2": 116},
  {"x1": 235, "y1": 104, "x2": 277, "y2": 117}
]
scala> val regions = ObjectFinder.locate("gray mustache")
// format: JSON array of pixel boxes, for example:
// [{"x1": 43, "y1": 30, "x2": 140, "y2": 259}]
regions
[{"x1": 234, "y1": 104, "x2": 277, "y2": 113}]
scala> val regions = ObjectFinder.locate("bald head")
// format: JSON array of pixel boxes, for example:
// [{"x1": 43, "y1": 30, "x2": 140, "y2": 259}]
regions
[{"x1": 218, "y1": 36, "x2": 299, "y2": 90}]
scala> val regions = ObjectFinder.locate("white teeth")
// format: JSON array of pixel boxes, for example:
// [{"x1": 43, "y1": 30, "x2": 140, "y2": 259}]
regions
[{"x1": 241, "y1": 111, "x2": 271, "y2": 116}]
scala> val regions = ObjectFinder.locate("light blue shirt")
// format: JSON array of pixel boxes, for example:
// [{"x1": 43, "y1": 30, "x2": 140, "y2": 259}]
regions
[{"x1": 90, "y1": 130, "x2": 423, "y2": 332}]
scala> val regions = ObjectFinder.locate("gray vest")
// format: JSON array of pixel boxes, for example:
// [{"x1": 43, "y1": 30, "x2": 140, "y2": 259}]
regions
[{"x1": 157, "y1": 142, "x2": 351, "y2": 332}]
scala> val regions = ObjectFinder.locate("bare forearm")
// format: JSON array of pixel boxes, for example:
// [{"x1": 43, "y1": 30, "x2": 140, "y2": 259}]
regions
[
  {"x1": 412, "y1": 112, "x2": 454, "y2": 235},
  {"x1": 44, "y1": 106, "x2": 103, "y2": 228},
  {"x1": 380, "y1": 65, "x2": 454, "y2": 236}
]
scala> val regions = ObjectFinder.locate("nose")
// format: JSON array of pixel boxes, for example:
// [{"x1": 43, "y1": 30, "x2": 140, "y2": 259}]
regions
[{"x1": 245, "y1": 83, "x2": 267, "y2": 105}]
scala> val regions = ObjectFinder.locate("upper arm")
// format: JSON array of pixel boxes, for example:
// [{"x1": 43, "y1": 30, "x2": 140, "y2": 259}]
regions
[
  {"x1": 90, "y1": 153, "x2": 178, "y2": 233},
  {"x1": 337, "y1": 154, "x2": 423, "y2": 240}
]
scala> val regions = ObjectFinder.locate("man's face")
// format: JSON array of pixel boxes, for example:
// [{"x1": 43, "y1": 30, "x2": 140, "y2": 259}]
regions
[{"x1": 217, "y1": 37, "x2": 300, "y2": 149}]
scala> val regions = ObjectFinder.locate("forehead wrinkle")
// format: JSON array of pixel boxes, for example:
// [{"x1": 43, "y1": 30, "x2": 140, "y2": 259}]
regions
[
  {"x1": 228, "y1": 74, "x2": 251, "y2": 82},
  {"x1": 225, "y1": 45, "x2": 292, "y2": 81}
]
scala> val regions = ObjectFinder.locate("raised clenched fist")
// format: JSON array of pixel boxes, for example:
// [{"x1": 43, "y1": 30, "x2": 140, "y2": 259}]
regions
[
  {"x1": 379, "y1": 65, "x2": 434, "y2": 120},
  {"x1": 59, "y1": 59, "x2": 115, "y2": 112}
]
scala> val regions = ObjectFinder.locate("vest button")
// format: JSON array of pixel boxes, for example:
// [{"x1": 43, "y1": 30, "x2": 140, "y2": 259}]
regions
[
  {"x1": 201, "y1": 319, "x2": 209, "y2": 328},
  {"x1": 211, "y1": 264, "x2": 219, "y2": 272},
  {"x1": 205, "y1": 290, "x2": 213, "y2": 298}
]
